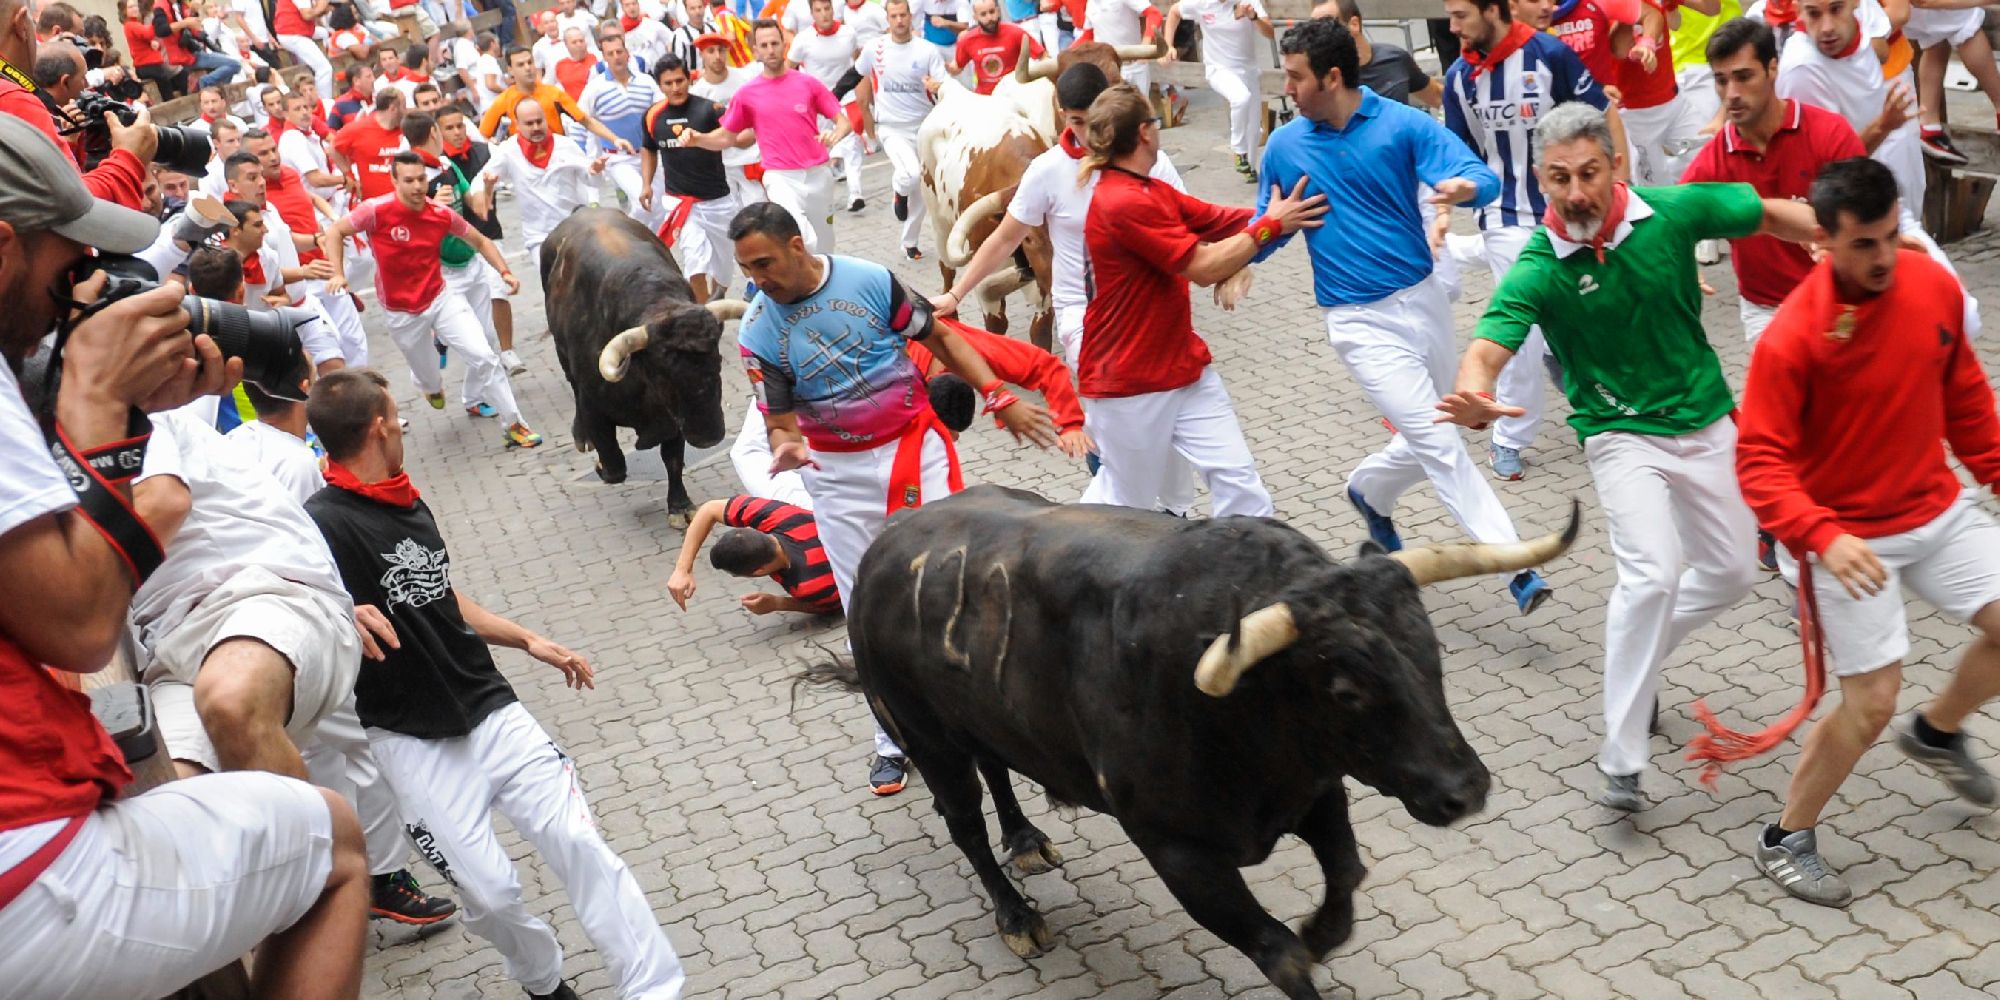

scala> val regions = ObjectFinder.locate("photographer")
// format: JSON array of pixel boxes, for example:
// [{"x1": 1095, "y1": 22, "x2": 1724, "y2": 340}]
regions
[
  {"x1": 0, "y1": 115, "x2": 368, "y2": 1000},
  {"x1": 0, "y1": 0, "x2": 156, "y2": 210}
]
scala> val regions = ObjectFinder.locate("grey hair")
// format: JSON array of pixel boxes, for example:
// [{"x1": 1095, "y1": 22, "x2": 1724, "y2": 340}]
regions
[{"x1": 1532, "y1": 102, "x2": 1616, "y2": 164}]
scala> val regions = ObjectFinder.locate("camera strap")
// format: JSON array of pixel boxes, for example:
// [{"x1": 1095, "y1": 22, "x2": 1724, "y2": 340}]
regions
[
  {"x1": 0, "y1": 56, "x2": 79, "y2": 131},
  {"x1": 46, "y1": 416, "x2": 165, "y2": 587}
]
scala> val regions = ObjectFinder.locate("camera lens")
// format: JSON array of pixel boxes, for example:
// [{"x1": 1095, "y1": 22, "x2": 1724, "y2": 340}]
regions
[
  {"x1": 181, "y1": 297, "x2": 313, "y2": 401},
  {"x1": 150, "y1": 126, "x2": 212, "y2": 176}
]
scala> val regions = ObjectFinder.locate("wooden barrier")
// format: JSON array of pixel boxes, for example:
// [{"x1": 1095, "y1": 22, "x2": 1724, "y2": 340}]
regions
[
  {"x1": 1925, "y1": 125, "x2": 2000, "y2": 245},
  {"x1": 148, "y1": 64, "x2": 315, "y2": 125}
]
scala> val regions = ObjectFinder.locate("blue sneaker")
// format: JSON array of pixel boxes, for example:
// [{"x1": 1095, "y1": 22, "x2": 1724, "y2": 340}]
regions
[
  {"x1": 464, "y1": 402, "x2": 497, "y2": 419},
  {"x1": 435, "y1": 337, "x2": 449, "y2": 369},
  {"x1": 1490, "y1": 444, "x2": 1524, "y2": 481},
  {"x1": 1510, "y1": 570, "x2": 1551, "y2": 615},
  {"x1": 1347, "y1": 487, "x2": 1402, "y2": 552}
]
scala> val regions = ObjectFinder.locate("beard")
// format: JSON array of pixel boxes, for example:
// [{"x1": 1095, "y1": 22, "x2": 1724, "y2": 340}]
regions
[{"x1": 1562, "y1": 212, "x2": 1602, "y2": 242}]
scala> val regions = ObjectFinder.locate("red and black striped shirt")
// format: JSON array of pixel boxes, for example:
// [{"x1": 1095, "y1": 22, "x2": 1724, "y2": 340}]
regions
[{"x1": 723, "y1": 495, "x2": 841, "y2": 614}]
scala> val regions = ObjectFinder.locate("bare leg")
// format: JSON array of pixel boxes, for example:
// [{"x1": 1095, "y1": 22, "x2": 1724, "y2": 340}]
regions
[
  {"x1": 1921, "y1": 601, "x2": 2000, "y2": 731},
  {"x1": 493, "y1": 298, "x2": 515, "y2": 354},
  {"x1": 1918, "y1": 42, "x2": 1948, "y2": 128},
  {"x1": 194, "y1": 637, "x2": 306, "y2": 778},
  {"x1": 249, "y1": 787, "x2": 369, "y2": 1000},
  {"x1": 1955, "y1": 33, "x2": 2000, "y2": 125},
  {"x1": 689, "y1": 273, "x2": 712, "y2": 305},
  {"x1": 1778, "y1": 663, "x2": 1903, "y2": 831}
]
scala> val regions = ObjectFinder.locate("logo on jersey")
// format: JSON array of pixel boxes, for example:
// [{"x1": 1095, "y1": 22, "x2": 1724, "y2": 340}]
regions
[
  {"x1": 1577, "y1": 274, "x2": 1600, "y2": 297},
  {"x1": 1520, "y1": 71, "x2": 1539, "y2": 94},
  {"x1": 1574, "y1": 69, "x2": 1596, "y2": 96},
  {"x1": 381, "y1": 538, "x2": 450, "y2": 608},
  {"x1": 389, "y1": 225, "x2": 411, "y2": 243}
]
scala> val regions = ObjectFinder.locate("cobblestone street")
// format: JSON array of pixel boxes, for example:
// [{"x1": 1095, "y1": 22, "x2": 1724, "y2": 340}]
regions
[{"x1": 355, "y1": 89, "x2": 2000, "y2": 998}]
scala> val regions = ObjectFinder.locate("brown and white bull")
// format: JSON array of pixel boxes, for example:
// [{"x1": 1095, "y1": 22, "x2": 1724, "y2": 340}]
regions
[{"x1": 917, "y1": 38, "x2": 1164, "y2": 352}]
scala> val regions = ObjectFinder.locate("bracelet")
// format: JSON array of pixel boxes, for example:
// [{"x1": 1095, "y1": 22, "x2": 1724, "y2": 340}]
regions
[
  {"x1": 1469, "y1": 390, "x2": 1494, "y2": 431},
  {"x1": 1630, "y1": 36, "x2": 1659, "y2": 57},
  {"x1": 977, "y1": 378, "x2": 1004, "y2": 397},
  {"x1": 1246, "y1": 215, "x2": 1281, "y2": 248},
  {"x1": 47, "y1": 419, "x2": 165, "y2": 586},
  {"x1": 981, "y1": 387, "x2": 1019, "y2": 415}
]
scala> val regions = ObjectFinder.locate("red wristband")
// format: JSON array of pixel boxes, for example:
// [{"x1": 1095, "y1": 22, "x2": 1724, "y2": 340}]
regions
[
  {"x1": 1247, "y1": 215, "x2": 1281, "y2": 248},
  {"x1": 977, "y1": 379, "x2": 1004, "y2": 397},
  {"x1": 981, "y1": 387, "x2": 1020, "y2": 415}
]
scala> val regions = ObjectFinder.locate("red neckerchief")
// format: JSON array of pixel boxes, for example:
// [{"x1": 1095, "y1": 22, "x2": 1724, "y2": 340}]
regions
[
  {"x1": 518, "y1": 131, "x2": 555, "y2": 168},
  {"x1": 414, "y1": 146, "x2": 441, "y2": 166},
  {"x1": 1832, "y1": 24, "x2": 1862, "y2": 59},
  {"x1": 442, "y1": 135, "x2": 473, "y2": 157},
  {"x1": 201, "y1": 111, "x2": 217, "y2": 124},
  {"x1": 1542, "y1": 181, "x2": 1630, "y2": 263},
  {"x1": 1058, "y1": 126, "x2": 1086, "y2": 159},
  {"x1": 620, "y1": 14, "x2": 642, "y2": 29},
  {"x1": 1463, "y1": 21, "x2": 1535, "y2": 79},
  {"x1": 814, "y1": 20, "x2": 839, "y2": 35},
  {"x1": 240, "y1": 249, "x2": 267, "y2": 286},
  {"x1": 1764, "y1": 0, "x2": 1797, "y2": 28},
  {"x1": 324, "y1": 460, "x2": 422, "y2": 507}
]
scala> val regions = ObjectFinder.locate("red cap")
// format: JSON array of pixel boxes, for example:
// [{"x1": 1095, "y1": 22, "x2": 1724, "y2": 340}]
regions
[{"x1": 692, "y1": 31, "x2": 729, "y2": 49}]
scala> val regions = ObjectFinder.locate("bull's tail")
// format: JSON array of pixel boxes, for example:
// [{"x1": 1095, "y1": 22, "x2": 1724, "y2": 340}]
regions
[{"x1": 796, "y1": 658, "x2": 863, "y2": 693}]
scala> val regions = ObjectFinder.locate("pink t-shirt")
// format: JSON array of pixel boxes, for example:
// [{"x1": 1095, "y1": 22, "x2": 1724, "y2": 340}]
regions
[{"x1": 717, "y1": 70, "x2": 840, "y2": 171}]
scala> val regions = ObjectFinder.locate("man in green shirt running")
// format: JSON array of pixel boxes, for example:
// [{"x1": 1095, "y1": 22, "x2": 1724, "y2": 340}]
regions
[{"x1": 1437, "y1": 103, "x2": 1818, "y2": 813}]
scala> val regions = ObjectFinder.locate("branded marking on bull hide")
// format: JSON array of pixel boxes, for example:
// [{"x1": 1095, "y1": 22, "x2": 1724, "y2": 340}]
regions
[
  {"x1": 932, "y1": 545, "x2": 974, "y2": 669},
  {"x1": 981, "y1": 562, "x2": 1012, "y2": 685}
]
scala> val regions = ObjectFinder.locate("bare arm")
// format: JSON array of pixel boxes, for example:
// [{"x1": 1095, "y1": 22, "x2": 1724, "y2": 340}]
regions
[
  {"x1": 673, "y1": 499, "x2": 728, "y2": 576},
  {"x1": 1605, "y1": 101, "x2": 1631, "y2": 182},
  {"x1": 322, "y1": 216, "x2": 354, "y2": 293},
  {"x1": 1677, "y1": 0, "x2": 1721, "y2": 12},
  {"x1": 1181, "y1": 232, "x2": 1266, "y2": 287},
  {"x1": 0, "y1": 479, "x2": 189, "y2": 671},
  {"x1": 457, "y1": 593, "x2": 596, "y2": 688},
  {"x1": 683, "y1": 125, "x2": 751, "y2": 150},
  {"x1": 1414, "y1": 77, "x2": 1444, "y2": 109},
  {"x1": 465, "y1": 230, "x2": 519, "y2": 293},
  {"x1": 855, "y1": 76, "x2": 877, "y2": 135},
  {"x1": 937, "y1": 212, "x2": 1033, "y2": 310},
  {"x1": 1757, "y1": 197, "x2": 1819, "y2": 243},
  {"x1": 1160, "y1": 6, "x2": 1184, "y2": 59}
]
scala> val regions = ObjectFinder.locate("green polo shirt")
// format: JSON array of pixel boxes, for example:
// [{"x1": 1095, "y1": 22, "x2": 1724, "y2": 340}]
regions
[
  {"x1": 425, "y1": 159, "x2": 477, "y2": 269},
  {"x1": 1475, "y1": 182, "x2": 1764, "y2": 442}
]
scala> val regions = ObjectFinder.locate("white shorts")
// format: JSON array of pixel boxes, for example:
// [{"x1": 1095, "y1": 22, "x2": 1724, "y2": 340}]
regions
[
  {"x1": 1905, "y1": 7, "x2": 1985, "y2": 48},
  {"x1": 144, "y1": 566, "x2": 360, "y2": 771},
  {"x1": 1779, "y1": 491, "x2": 2000, "y2": 676},
  {"x1": 0, "y1": 772, "x2": 333, "y2": 1000}
]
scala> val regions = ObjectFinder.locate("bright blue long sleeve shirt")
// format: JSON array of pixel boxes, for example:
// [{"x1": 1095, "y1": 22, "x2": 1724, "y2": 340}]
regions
[{"x1": 1253, "y1": 87, "x2": 1499, "y2": 308}]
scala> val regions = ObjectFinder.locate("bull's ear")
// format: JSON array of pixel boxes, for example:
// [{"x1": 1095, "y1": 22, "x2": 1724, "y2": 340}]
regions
[{"x1": 1357, "y1": 541, "x2": 1387, "y2": 558}]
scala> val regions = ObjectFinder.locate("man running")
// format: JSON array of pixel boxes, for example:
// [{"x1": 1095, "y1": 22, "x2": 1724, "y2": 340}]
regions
[
  {"x1": 728, "y1": 201, "x2": 1054, "y2": 795},
  {"x1": 689, "y1": 32, "x2": 766, "y2": 202},
  {"x1": 480, "y1": 98, "x2": 609, "y2": 262},
  {"x1": 1733, "y1": 157, "x2": 2000, "y2": 908},
  {"x1": 641, "y1": 55, "x2": 741, "y2": 302},
  {"x1": 1255, "y1": 18, "x2": 1549, "y2": 613},
  {"x1": 950, "y1": 0, "x2": 1045, "y2": 95},
  {"x1": 1437, "y1": 103, "x2": 1819, "y2": 811},
  {"x1": 856, "y1": 0, "x2": 946, "y2": 260},
  {"x1": 479, "y1": 44, "x2": 637, "y2": 156},
  {"x1": 1160, "y1": 0, "x2": 1271, "y2": 179},
  {"x1": 683, "y1": 19, "x2": 851, "y2": 252},
  {"x1": 325, "y1": 153, "x2": 543, "y2": 449},
  {"x1": 1440, "y1": 0, "x2": 1615, "y2": 480},
  {"x1": 579, "y1": 31, "x2": 667, "y2": 228},
  {"x1": 404, "y1": 112, "x2": 515, "y2": 421},
  {"x1": 438, "y1": 103, "x2": 525, "y2": 375},
  {"x1": 787, "y1": 0, "x2": 868, "y2": 212}
]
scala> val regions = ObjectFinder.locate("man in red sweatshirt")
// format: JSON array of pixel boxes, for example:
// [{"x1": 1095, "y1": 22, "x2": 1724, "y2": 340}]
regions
[{"x1": 1735, "y1": 157, "x2": 2000, "y2": 908}]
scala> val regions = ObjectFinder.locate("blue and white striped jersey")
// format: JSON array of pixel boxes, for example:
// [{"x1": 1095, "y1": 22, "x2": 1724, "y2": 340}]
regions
[
  {"x1": 578, "y1": 71, "x2": 664, "y2": 153},
  {"x1": 1442, "y1": 31, "x2": 1607, "y2": 230}
]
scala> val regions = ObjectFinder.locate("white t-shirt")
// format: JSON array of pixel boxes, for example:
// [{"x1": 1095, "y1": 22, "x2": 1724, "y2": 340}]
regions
[
  {"x1": 0, "y1": 364, "x2": 75, "y2": 541},
  {"x1": 692, "y1": 65, "x2": 764, "y2": 167},
  {"x1": 533, "y1": 35, "x2": 567, "y2": 79},
  {"x1": 624, "y1": 17, "x2": 674, "y2": 70},
  {"x1": 484, "y1": 136, "x2": 598, "y2": 245},
  {"x1": 198, "y1": 159, "x2": 231, "y2": 203},
  {"x1": 278, "y1": 128, "x2": 338, "y2": 201},
  {"x1": 856, "y1": 35, "x2": 945, "y2": 125},
  {"x1": 842, "y1": 1, "x2": 889, "y2": 50},
  {"x1": 1773, "y1": 2, "x2": 1923, "y2": 210},
  {"x1": 1085, "y1": 0, "x2": 1151, "y2": 45},
  {"x1": 130, "y1": 406, "x2": 345, "y2": 647},
  {"x1": 555, "y1": 9, "x2": 603, "y2": 50},
  {"x1": 1176, "y1": 0, "x2": 1262, "y2": 71},
  {"x1": 1007, "y1": 145, "x2": 1183, "y2": 310},
  {"x1": 327, "y1": 26, "x2": 371, "y2": 59},
  {"x1": 230, "y1": 0, "x2": 272, "y2": 43},
  {"x1": 783, "y1": 2, "x2": 841, "y2": 37},
  {"x1": 222, "y1": 420, "x2": 322, "y2": 507},
  {"x1": 240, "y1": 242, "x2": 286, "y2": 305},
  {"x1": 788, "y1": 25, "x2": 858, "y2": 91},
  {"x1": 259, "y1": 207, "x2": 307, "y2": 303},
  {"x1": 470, "y1": 52, "x2": 506, "y2": 109}
]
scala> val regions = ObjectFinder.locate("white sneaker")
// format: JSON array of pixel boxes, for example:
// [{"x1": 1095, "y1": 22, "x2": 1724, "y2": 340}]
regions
[
  {"x1": 1695, "y1": 239, "x2": 1721, "y2": 265},
  {"x1": 501, "y1": 350, "x2": 526, "y2": 375}
]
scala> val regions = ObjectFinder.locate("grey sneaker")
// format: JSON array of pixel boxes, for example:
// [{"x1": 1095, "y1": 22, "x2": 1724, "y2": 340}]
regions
[
  {"x1": 1490, "y1": 444, "x2": 1524, "y2": 481},
  {"x1": 1894, "y1": 712, "x2": 1998, "y2": 806},
  {"x1": 1599, "y1": 772, "x2": 1642, "y2": 812},
  {"x1": 1754, "y1": 826, "x2": 1852, "y2": 907}
]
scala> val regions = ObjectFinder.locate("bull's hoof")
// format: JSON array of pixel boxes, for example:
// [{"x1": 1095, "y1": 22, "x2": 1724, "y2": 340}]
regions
[
  {"x1": 1003, "y1": 827, "x2": 1064, "y2": 876},
  {"x1": 1299, "y1": 903, "x2": 1356, "y2": 959},
  {"x1": 595, "y1": 462, "x2": 627, "y2": 484},
  {"x1": 575, "y1": 438, "x2": 593, "y2": 454},
  {"x1": 666, "y1": 509, "x2": 691, "y2": 530},
  {"x1": 997, "y1": 910, "x2": 1054, "y2": 958}
]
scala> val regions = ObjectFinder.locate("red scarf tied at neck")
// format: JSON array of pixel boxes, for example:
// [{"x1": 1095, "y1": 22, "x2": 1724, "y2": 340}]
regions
[
  {"x1": 1057, "y1": 126, "x2": 1087, "y2": 159},
  {"x1": 1462, "y1": 20, "x2": 1535, "y2": 79},
  {"x1": 324, "y1": 460, "x2": 422, "y2": 508},
  {"x1": 442, "y1": 135, "x2": 473, "y2": 157},
  {"x1": 813, "y1": 20, "x2": 840, "y2": 35},
  {"x1": 1541, "y1": 181, "x2": 1630, "y2": 264},
  {"x1": 620, "y1": 13, "x2": 644, "y2": 29},
  {"x1": 517, "y1": 131, "x2": 554, "y2": 168}
]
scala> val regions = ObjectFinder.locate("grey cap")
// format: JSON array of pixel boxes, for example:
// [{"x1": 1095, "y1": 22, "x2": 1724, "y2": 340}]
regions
[{"x1": 0, "y1": 114, "x2": 160, "y2": 254}]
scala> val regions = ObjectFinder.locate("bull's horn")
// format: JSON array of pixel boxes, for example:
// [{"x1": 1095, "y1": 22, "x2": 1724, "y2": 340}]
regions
[
  {"x1": 705, "y1": 299, "x2": 748, "y2": 322},
  {"x1": 598, "y1": 326, "x2": 649, "y2": 383},
  {"x1": 1194, "y1": 604, "x2": 1299, "y2": 697},
  {"x1": 1114, "y1": 37, "x2": 1167, "y2": 62},
  {"x1": 1016, "y1": 54, "x2": 1060, "y2": 82},
  {"x1": 943, "y1": 189, "x2": 1010, "y2": 267},
  {"x1": 971, "y1": 264, "x2": 1030, "y2": 302},
  {"x1": 1388, "y1": 497, "x2": 1582, "y2": 586}
]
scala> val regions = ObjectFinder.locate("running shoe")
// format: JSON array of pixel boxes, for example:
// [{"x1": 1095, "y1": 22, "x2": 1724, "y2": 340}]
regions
[
  {"x1": 1510, "y1": 570, "x2": 1551, "y2": 615},
  {"x1": 1235, "y1": 154, "x2": 1255, "y2": 182},
  {"x1": 424, "y1": 392, "x2": 446, "y2": 410},
  {"x1": 894, "y1": 193, "x2": 908, "y2": 221},
  {"x1": 1599, "y1": 772, "x2": 1643, "y2": 812},
  {"x1": 1757, "y1": 530, "x2": 1779, "y2": 573},
  {"x1": 1490, "y1": 444, "x2": 1524, "y2": 481},
  {"x1": 501, "y1": 349, "x2": 526, "y2": 375},
  {"x1": 466, "y1": 402, "x2": 497, "y2": 418},
  {"x1": 503, "y1": 422, "x2": 543, "y2": 448},
  {"x1": 1346, "y1": 487, "x2": 1402, "y2": 552},
  {"x1": 369, "y1": 870, "x2": 457, "y2": 925},
  {"x1": 1922, "y1": 128, "x2": 1971, "y2": 166},
  {"x1": 904, "y1": 246, "x2": 923, "y2": 261},
  {"x1": 435, "y1": 337, "x2": 448, "y2": 369},
  {"x1": 1895, "y1": 711, "x2": 1998, "y2": 806},
  {"x1": 870, "y1": 754, "x2": 909, "y2": 796},
  {"x1": 848, "y1": 197, "x2": 866, "y2": 213},
  {"x1": 1754, "y1": 826, "x2": 1851, "y2": 907},
  {"x1": 528, "y1": 983, "x2": 581, "y2": 1000}
]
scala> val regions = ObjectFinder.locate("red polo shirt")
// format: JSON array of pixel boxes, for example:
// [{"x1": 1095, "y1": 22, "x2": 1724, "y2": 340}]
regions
[
  {"x1": 953, "y1": 23, "x2": 1043, "y2": 95},
  {"x1": 1681, "y1": 100, "x2": 1866, "y2": 307},
  {"x1": 343, "y1": 194, "x2": 473, "y2": 313},
  {"x1": 1080, "y1": 168, "x2": 1252, "y2": 398},
  {"x1": 264, "y1": 165, "x2": 324, "y2": 262},
  {"x1": 332, "y1": 114, "x2": 406, "y2": 200}
]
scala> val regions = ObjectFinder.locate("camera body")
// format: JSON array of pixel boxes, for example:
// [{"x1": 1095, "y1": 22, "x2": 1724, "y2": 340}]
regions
[
  {"x1": 71, "y1": 93, "x2": 211, "y2": 175},
  {"x1": 84, "y1": 255, "x2": 315, "y2": 402}
]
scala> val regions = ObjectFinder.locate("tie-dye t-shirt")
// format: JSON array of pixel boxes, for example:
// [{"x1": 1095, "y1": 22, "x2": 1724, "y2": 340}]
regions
[{"x1": 739, "y1": 255, "x2": 932, "y2": 450}]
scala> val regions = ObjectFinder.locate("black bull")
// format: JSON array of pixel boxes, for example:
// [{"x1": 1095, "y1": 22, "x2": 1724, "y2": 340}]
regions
[
  {"x1": 541, "y1": 208, "x2": 727, "y2": 525},
  {"x1": 831, "y1": 486, "x2": 1578, "y2": 1000}
]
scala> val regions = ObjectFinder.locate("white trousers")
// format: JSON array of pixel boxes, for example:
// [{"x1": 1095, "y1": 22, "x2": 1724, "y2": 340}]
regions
[
  {"x1": 1739, "y1": 298, "x2": 1778, "y2": 343},
  {"x1": 678, "y1": 194, "x2": 741, "y2": 289},
  {"x1": 1120, "y1": 59, "x2": 1150, "y2": 95},
  {"x1": 1204, "y1": 60, "x2": 1258, "y2": 158},
  {"x1": 1675, "y1": 64, "x2": 1719, "y2": 129},
  {"x1": 879, "y1": 120, "x2": 926, "y2": 250},
  {"x1": 725, "y1": 163, "x2": 766, "y2": 204},
  {"x1": 276, "y1": 33, "x2": 333, "y2": 93},
  {"x1": 805, "y1": 428, "x2": 959, "y2": 760},
  {"x1": 383, "y1": 290, "x2": 523, "y2": 426},
  {"x1": 301, "y1": 699, "x2": 410, "y2": 876},
  {"x1": 369, "y1": 703, "x2": 685, "y2": 999},
  {"x1": 1082, "y1": 366, "x2": 1272, "y2": 518},
  {"x1": 604, "y1": 155, "x2": 667, "y2": 230},
  {"x1": 1054, "y1": 305, "x2": 1196, "y2": 514},
  {"x1": 0, "y1": 772, "x2": 332, "y2": 1000},
  {"x1": 1620, "y1": 93, "x2": 1707, "y2": 186},
  {"x1": 1023, "y1": 11, "x2": 1062, "y2": 54},
  {"x1": 763, "y1": 165, "x2": 836, "y2": 254},
  {"x1": 729, "y1": 397, "x2": 814, "y2": 509},
  {"x1": 834, "y1": 131, "x2": 866, "y2": 203},
  {"x1": 1328, "y1": 277, "x2": 1522, "y2": 551},
  {"x1": 316, "y1": 286, "x2": 370, "y2": 366},
  {"x1": 1483, "y1": 225, "x2": 1551, "y2": 452},
  {"x1": 444, "y1": 261, "x2": 502, "y2": 407},
  {"x1": 1585, "y1": 420, "x2": 1759, "y2": 777}
]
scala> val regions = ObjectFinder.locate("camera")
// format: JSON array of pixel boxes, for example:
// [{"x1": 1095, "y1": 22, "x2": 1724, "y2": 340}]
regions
[
  {"x1": 77, "y1": 254, "x2": 314, "y2": 402},
  {"x1": 70, "y1": 93, "x2": 211, "y2": 175}
]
